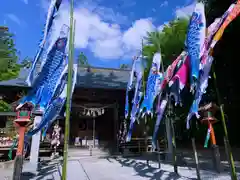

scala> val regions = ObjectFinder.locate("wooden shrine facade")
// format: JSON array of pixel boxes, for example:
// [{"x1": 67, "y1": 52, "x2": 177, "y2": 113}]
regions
[{"x1": 0, "y1": 66, "x2": 129, "y2": 151}]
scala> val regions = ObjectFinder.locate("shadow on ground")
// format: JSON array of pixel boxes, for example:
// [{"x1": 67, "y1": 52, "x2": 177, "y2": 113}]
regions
[
  {"x1": 98, "y1": 150, "x2": 240, "y2": 180},
  {"x1": 99, "y1": 150, "x2": 240, "y2": 180},
  {"x1": 21, "y1": 159, "x2": 62, "y2": 180},
  {"x1": 114, "y1": 157, "x2": 196, "y2": 180}
]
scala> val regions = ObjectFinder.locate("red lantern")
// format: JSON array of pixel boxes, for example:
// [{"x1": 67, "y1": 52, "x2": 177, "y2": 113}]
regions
[
  {"x1": 199, "y1": 103, "x2": 219, "y2": 145},
  {"x1": 14, "y1": 104, "x2": 32, "y2": 156}
]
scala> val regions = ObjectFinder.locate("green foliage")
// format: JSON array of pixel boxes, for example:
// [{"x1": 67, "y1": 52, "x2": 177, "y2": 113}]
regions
[
  {"x1": 21, "y1": 56, "x2": 33, "y2": 68},
  {"x1": 77, "y1": 52, "x2": 88, "y2": 66},
  {"x1": 141, "y1": 18, "x2": 192, "y2": 141},
  {"x1": 0, "y1": 26, "x2": 21, "y2": 81},
  {"x1": 120, "y1": 64, "x2": 129, "y2": 69},
  {"x1": 0, "y1": 100, "x2": 11, "y2": 112},
  {"x1": 142, "y1": 18, "x2": 189, "y2": 79},
  {"x1": 0, "y1": 26, "x2": 21, "y2": 112}
]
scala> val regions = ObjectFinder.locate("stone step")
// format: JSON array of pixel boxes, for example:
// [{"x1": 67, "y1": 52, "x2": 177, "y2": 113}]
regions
[{"x1": 68, "y1": 149, "x2": 109, "y2": 157}]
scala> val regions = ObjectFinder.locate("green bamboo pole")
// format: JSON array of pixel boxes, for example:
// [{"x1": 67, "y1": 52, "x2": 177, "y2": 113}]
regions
[
  {"x1": 168, "y1": 99, "x2": 178, "y2": 174},
  {"x1": 155, "y1": 43, "x2": 172, "y2": 163},
  {"x1": 212, "y1": 64, "x2": 237, "y2": 180},
  {"x1": 141, "y1": 39, "x2": 146, "y2": 96},
  {"x1": 191, "y1": 137, "x2": 201, "y2": 180},
  {"x1": 62, "y1": 0, "x2": 74, "y2": 179},
  {"x1": 141, "y1": 39, "x2": 149, "y2": 157}
]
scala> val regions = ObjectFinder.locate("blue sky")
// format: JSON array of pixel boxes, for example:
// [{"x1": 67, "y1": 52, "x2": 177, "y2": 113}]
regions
[{"x1": 0, "y1": 0, "x2": 195, "y2": 68}]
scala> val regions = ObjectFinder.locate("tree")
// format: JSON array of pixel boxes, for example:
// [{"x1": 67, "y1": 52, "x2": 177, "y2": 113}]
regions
[
  {"x1": 142, "y1": 18, "x2": 189, "y2": 76},
  {"x1": 141, "y1": 18, "x2": 193, "y2": 144},
  {"x1": 77, "y1": 52, "x2": 88, "y2": 66},
  {"x1": 120, "y1": 64, "x2": 129, "y2": 69},
  {"x1": 21, "y1": 56, "x2": 33, "y2": 68},
  {"x1": 0, "y1": 26, "x2": 21, "y2": 112},
  {"x1": 0, "y1": 99, "x2": 11, "y2": 112},
  {"x1": 0, "y1": 26, "x2": 20, "y2": 81}
]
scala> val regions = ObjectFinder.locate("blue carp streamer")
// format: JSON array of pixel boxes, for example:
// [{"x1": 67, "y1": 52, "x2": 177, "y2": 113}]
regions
[
  {"x1": 9, "y1": 0, "x2": 65, "y2": 158},
  {"x1": 139, "y1": 52, "x2": 163, "y2": 117},
  {"x1": 152, "y1": 98, "x2": 167, "y2": 149},
  {"x1": 186, "y1": 2, "x2": 206, "y2": 92},
  {"x1": 28, "y1": 62, "x2": 78, "y2": 136},
  {"x1": 186, "y1": 5, "x2": 234, "y2": 129},
  {"x1": 17, "y1": 25, "x2": 69, "y2": 112},
  {"x1": 120, "y1": 2, "x2": 238, "y2": 148},
  {"x1": 126, "y1": 61, "x2": 143, "y2": 142},
  {"x1": 26, "y1": 0, "x2": 63, "y2": 86},
  {"x1": 186, "y1": 56, "x2": 213, "y2": 129},
  {"x1": 124, "y1": 59, "x2": 137, "y2": 119}
]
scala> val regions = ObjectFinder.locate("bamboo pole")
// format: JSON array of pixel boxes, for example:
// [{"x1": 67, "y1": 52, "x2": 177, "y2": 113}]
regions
[
  {"x1": 191, "y1": 137, "x2": 201, "y2": 180},
  {"x1": 141, "y1": 39, "x2": 146, "y2": 96},
  {"x1": 62, "y1": 0, "x2": 74, "y2": 179},
  {"x1": 155, "y1": 43, "x2": 174, "y2": 164},
  {"x1": 168, "y1": 99, "x2": 178, "y2": 174},
  {"x1": 212, "y1": 64, "x2": 237, "y2": 180}
]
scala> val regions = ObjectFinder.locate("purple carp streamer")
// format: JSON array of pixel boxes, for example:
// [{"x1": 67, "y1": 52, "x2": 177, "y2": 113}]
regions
[
  {"x1": 26, "y1": 0, "x2": 63, "y2": 86},
  {"x1": 126, "y1": 61, "x2": 143, "y2": 142},
  {"x1": 122, "y1": 58, "x2": 140, "y2": 142},
  {"x1": 152, "y1": 98, "x2": 167, "y2": 149},
  {"x1": 186, "y1": 2, "x2": 206, "y2": 92}
]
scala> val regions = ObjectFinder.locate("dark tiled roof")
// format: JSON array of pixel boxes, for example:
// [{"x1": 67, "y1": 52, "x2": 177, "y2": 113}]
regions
[
  {"x1": 0, "y1": 66, "x2": 130, "y2": 90},
  {"x1": 0, "y1": 68, "x2": 29, "y2": 87},
  {"x1": 0, "y1": 112, "x2": 16, "y2": 116},
  {"x1": 77, "y1": 67, "x2": 129, "y2": 90}
]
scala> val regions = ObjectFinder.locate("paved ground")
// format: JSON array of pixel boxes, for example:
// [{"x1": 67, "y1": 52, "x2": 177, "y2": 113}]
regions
[
  {"x1": 19, "y1": 156, "x2": 240, "y2": 180},
  {"x1": 1, "y1": 148, "x2": 240, "y2": 180}
]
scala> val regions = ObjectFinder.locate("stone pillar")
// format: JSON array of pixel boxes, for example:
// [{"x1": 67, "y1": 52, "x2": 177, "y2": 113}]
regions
[{"x1": 28, "y1": 110, "x2": 42, "y2": 172}]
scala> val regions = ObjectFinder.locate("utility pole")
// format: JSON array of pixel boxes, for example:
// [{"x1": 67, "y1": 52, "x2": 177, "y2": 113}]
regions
[{"x1": 62, "y1": 0, "x2": 75, "y2": 179}]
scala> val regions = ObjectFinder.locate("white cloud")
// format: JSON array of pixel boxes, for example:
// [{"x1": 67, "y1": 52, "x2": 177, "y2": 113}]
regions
[
  {"x1": 160, "y1": 1, "x2": 168, "y2": 7},
  {"x1": 41, "y1": 0, "x2": 128, "y2": 25},
  {"x1": 21, "y1": 0, "x2": 28, "y2": 4},
  {"x1": 122, "y1": 19, "x2": 154, "y2": 51},
  {"x1": 94, "y1": 7, "x2": 129, "y2": 24},
  {"x1": 90, "y1": 37, "x2": 124, "y2": 59},
  {"x1": 42, "y1": 1, "x2": 157, "y2": 60},
  {"x1": 175, "y1": 2, "x2": 196, "y2": 18},
  {"x1": 120, "y1": 0, "x2": 136, "y2": 8},
  {"x1": 6, "y1": 14, "x2": 22, "y2": 25}
]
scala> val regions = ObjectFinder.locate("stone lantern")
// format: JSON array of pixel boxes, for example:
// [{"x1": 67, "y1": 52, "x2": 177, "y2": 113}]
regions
[{"x1": 198, "y1": 102, "x2": 221, "y2": 173}]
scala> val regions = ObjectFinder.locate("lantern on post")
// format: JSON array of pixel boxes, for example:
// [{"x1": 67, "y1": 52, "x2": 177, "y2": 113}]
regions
[
  {"x1": 12, "y1": 103, "x2": 33, "y2": 180},
  {"x1": 198, "y1": 102, "x2": 221, "y2": 173}
]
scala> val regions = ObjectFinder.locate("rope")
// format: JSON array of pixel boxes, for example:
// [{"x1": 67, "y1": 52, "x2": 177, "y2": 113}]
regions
[{"x1": 73, "y1": 103, "x2": 116, "y2": 109}]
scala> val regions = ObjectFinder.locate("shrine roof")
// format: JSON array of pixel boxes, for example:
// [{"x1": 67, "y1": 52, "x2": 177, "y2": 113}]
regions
[
  {"x1": 0, "y1": 68, "x2": 29, "y2": 87},
  {"x1": 0, "y1": 66, "x2": 130, "y2": 90}
]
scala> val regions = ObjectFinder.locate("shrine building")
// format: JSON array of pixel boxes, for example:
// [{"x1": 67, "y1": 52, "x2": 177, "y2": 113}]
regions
[{"x1": 0, "y1": 66, "x2": 144, "y2": 152}]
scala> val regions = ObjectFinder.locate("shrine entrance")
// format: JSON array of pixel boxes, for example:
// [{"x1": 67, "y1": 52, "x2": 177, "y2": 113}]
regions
[{"x1": 69, "y1": 103, "x2": 118, "y2": 152}]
